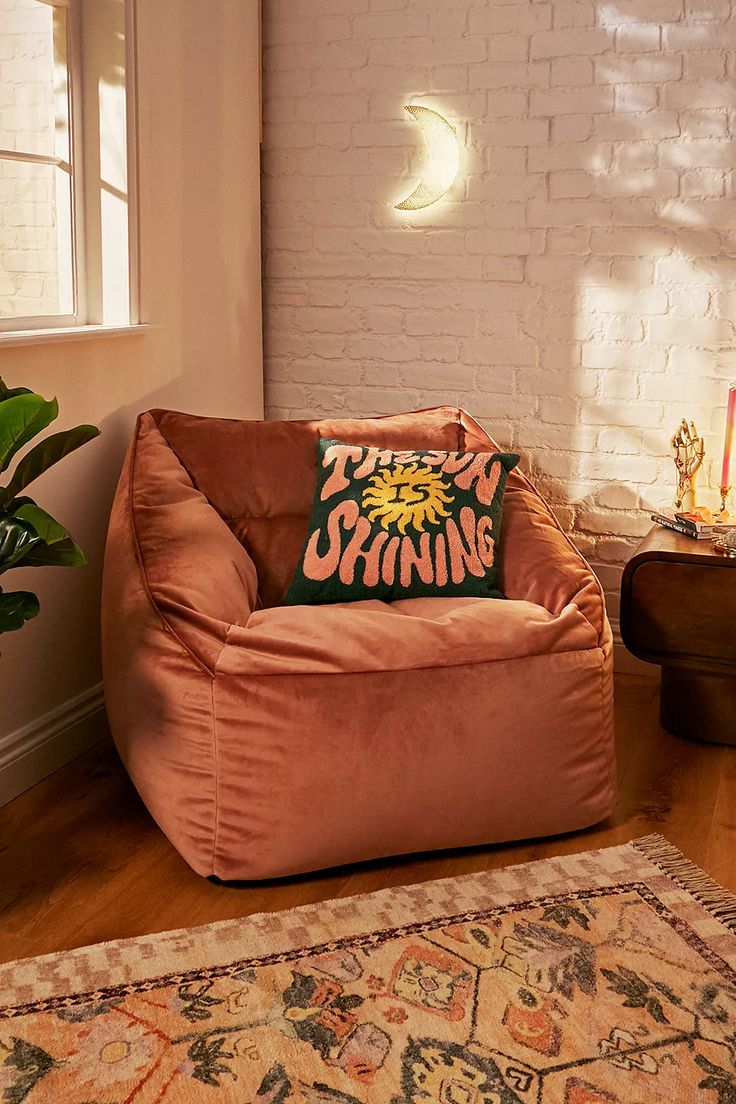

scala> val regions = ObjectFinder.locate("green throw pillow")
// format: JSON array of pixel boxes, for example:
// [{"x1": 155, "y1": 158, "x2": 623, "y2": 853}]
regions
[{"x1": 286, "y1": 438, "x2": 519, "y2": 605}]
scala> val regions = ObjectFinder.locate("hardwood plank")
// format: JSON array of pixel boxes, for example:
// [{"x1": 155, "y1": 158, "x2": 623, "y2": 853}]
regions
[
  {"x1": 709, "y1": 725, "x2": 736, "y2": 889},
  {"x1": 1, "y1": 672, "x2": 734, "y2": 967}
]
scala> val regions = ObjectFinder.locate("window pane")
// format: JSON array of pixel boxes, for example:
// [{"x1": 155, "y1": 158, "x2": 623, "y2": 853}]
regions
[
  {"x1": 0, "y1": 0, "x2": 69, "y2": 160},
  {"x1": 0, "y1": 158, "x2": 74, "y2": 318}
]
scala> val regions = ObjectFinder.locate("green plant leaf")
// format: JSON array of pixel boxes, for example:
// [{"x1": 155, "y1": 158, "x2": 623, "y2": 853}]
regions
[
  {"x1": 0, "y1": 513, "x2": 42, "y2": 574},
  {"x1": 11, "y1": 502, "x2": 86, "y2": 567},
  {"x1": 0, "y1": 393, "x2": 58, "y2": 473},
  {"x1": 0, "y1": 587, "x2": 40, "y2": 633},
  {"x1": 0, "y1": 377, "x2": 33, "y2": 401},
  {"x1": 0, "y1": 424, "x2": 100, "y2": 506}
]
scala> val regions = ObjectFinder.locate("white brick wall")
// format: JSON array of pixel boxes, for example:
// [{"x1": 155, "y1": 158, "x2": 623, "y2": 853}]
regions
[
  {"x1": 262, "y1": 0, "x2": 736, "y2": 624},
  {"x1": 0, "y1": 0, "x2": 61, "y2": 318}
]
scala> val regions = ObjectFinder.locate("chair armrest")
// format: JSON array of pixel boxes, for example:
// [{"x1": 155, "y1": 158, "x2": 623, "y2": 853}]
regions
[
  {"x1": 500, "y1": 473, "x2": 608, "y2": 643},
  {"x1": 458, "y1": 408, "x2": 607, "y2": 643},
  {"x1": 106, "y1": 413, "x2": 258, "y2": 674}
]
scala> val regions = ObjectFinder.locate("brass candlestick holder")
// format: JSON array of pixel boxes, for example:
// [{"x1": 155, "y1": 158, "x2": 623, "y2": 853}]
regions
[
  {"x1": 671, "y1": 419, "x2": 705, "y2": 513},
  {"x1": 716, "y1": 484, "x2": 731, "y2": 523}
]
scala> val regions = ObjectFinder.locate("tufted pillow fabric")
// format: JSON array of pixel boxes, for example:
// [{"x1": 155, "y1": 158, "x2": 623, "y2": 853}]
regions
[{"x1": 286, "y1": 438, "x2": 519, "y2": 605}]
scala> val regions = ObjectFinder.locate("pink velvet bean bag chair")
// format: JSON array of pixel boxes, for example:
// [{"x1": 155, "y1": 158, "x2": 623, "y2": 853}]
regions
[{"x1": 102, "y1": 406, "x2": 616, "y2": 880}]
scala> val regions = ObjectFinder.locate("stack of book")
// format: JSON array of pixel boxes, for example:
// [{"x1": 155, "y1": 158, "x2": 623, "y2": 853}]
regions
[{"x1": 650, "y1": 510, "x2": 722, "y2": 539}]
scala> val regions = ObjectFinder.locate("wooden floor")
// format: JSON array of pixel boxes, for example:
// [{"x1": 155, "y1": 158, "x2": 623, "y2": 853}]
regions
[{"x1": 1, "y1": 672, "x2": 734, "y2": 967}]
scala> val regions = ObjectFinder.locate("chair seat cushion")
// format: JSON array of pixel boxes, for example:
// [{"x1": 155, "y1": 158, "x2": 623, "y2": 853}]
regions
[
  {"x1": 221, "y1": 593, "x2": 600, "y2": 678},
  {"x1": 286, "y1": 439, "x2": 519, "y2": 606}
]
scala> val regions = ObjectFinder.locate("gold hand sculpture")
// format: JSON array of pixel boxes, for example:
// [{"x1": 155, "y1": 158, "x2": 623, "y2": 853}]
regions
[{"x1": 671, "y1": 419, "x2": 705, "y2": 513}]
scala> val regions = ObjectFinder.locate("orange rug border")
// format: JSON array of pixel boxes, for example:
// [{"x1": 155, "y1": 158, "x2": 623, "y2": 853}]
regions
[{"x1": 2, "y1": 834, "x2": 735, "y2": 1018}]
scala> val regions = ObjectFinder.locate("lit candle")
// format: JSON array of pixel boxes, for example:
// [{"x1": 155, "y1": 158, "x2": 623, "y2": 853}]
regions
[{"x1": 721, "y1": 385, "x2": 736, "y2": 490}]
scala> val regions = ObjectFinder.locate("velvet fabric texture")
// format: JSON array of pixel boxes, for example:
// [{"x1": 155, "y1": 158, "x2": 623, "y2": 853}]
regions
[
  {"x1": 286, "y1": 438, "x2": 519, "y2": 605},
  {"x1": 102, "y1": 406, "x2": 617, "y2": 880}
]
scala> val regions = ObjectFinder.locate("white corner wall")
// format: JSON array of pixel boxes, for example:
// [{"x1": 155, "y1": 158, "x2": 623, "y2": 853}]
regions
[{"x1": 0, "y1": 0, "x2": 263, "y2": 803}]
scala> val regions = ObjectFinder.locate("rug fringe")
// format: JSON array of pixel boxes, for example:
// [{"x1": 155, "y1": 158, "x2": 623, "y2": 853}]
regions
[{"x1": 632, "y1": 834, "x2": 736, "y2": 933}]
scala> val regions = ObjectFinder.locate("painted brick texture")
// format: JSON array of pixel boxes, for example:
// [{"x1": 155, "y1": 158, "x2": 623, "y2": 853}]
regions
[
  {"x1": 261, "y1": 0, "x2": 736, "y2": 625},
  {"x1": 0, "y1": 0, "x2": 61, "y2": 318}
]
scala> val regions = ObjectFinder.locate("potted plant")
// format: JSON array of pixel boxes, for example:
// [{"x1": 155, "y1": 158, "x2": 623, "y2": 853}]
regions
[{"x1": 0, "y1": 377, "x2": 100, "y2": 634}]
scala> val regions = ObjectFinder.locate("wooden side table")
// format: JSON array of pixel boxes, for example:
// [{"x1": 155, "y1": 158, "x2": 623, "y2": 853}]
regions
[{"x1": 620, "y1": 525, "x2": 736, "y2": 744}]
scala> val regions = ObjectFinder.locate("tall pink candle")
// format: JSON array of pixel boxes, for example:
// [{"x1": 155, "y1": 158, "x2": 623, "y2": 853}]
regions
[{"x1": 722, "y1": 385, "x2": 736, "y2": 490}]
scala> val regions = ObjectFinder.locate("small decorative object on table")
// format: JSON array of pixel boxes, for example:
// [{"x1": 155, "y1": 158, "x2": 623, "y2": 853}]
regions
[
  {"x1": 671, "y1": 419, "x2": 705, "y2": 513},
  {"x1": 650, "y1": 508, "x2": 714, "y2": 540},
  {"x1": 714, "y1": 528, "x2": 736, "y2": 559}
]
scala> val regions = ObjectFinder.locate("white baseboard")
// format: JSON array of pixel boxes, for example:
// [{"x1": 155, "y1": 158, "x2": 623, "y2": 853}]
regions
[
  {"x1": 0, "y1": 682, "x2": 108, "y2": 807},
  {"x1": 610, "y1": 618, "x2": 660, "y2": 679}
]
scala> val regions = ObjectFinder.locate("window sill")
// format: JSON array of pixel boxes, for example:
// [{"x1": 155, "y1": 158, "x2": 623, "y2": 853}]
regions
[{"x1": 0, "y1": 323, "x2": 152, "y2": 348}]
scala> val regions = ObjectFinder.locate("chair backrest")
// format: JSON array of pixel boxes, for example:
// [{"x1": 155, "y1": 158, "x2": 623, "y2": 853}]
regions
[{"x1": 151, "y1": 405, "x2": 481, "y2": 607}]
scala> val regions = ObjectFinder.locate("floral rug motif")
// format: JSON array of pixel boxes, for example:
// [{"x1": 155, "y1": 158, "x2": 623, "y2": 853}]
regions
[{"x1": 1, "y1": 836, "x2": 736, "y2": 1102}]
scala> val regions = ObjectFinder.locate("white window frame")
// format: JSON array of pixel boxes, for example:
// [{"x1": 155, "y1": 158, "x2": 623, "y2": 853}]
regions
[{"x1": 0, "y1": 0, "x2": 140, "y2": 335}]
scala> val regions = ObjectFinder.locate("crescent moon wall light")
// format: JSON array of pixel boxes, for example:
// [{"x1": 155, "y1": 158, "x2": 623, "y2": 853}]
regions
[{"x1": 395, "y1": 105, "x2": 460, "y2": 211}]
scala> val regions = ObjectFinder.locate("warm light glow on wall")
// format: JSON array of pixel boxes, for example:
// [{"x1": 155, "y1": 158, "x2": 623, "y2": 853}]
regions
[{"x1": 395, "y1": 105, "x2": 460, "y2": 211}]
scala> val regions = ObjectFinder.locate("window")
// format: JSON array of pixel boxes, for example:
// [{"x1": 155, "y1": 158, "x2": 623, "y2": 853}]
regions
[{"x1": 0, "y1": 0, "x2": 137, "y2": 333}]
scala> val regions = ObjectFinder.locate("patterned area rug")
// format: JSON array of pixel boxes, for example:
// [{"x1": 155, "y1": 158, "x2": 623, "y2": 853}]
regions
[{"x1": 1, "y1": 836, "x2": 736, "y2": 1103}]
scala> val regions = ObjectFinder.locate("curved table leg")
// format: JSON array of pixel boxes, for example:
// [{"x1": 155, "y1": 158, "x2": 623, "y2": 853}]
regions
[{"x1": 660, "y1": 666, "x2": 736, "y2": 744}]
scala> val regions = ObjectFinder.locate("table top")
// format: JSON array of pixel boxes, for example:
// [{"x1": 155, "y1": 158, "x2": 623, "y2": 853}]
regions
[
  {"x1": 630, "y1": 524, "x2": 736, "y2": 568},
  {"x1": 621, "y1": 523, "x2": 736, "y2": 674}
]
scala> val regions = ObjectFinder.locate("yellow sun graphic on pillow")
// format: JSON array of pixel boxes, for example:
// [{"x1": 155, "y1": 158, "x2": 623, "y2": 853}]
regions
[{"x1": 362, "y1": 462, "x2": 455, "y2": 534}]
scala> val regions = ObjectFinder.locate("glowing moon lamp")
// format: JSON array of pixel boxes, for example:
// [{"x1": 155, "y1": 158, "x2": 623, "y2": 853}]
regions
[{"x1": 395, "y1": 105, "x2": 460, "y2": 211}]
